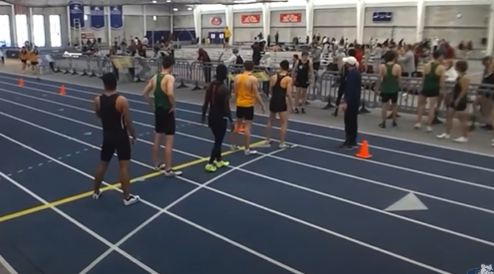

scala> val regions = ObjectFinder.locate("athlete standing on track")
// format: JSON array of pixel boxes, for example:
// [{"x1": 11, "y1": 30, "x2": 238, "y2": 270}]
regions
[
  {"x1": 142, "y1": 55, "x2": 182, "y2": 176},
  {"x1": 265, "y1": 60, "x2": 293, "y2": 148},
  {"x1": 92, "y1": 73, "x2": 140, "y2": 206},
  {"x1": 201, "y1": 64, "x2": 233, "y2": 172},
  {"x1": 378, "y1": 51, "x2": 401, "y2": 128},
  {"x1": 415, "y1": 50, "x2": 445, "y2": 132},
  {"x1": 292, "y1": 51, "x2": 313, "y2": 114},
  {"x1": 231, "y1": 60, "x2": 265, "y2": 155}
]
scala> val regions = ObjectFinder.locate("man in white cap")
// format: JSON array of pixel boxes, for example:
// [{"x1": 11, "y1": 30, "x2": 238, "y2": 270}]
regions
[{"x1": 338, "y1": 56, "x2": 361, "y2": 149}]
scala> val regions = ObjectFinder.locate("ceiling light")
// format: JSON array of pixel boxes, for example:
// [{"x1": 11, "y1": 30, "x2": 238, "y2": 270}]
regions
[
  {"x1": 187, "y1": 7, "x2": 192, "y2": 10},
  {"x1": 152, "y1": 0, "x2": 157, "y2": 3},
  {"x1": 166, "y1": 0, "x2": 171, "y2": 2},
  {"x1": 173, "y1": 8, "x2": 178, "y2": 11}
]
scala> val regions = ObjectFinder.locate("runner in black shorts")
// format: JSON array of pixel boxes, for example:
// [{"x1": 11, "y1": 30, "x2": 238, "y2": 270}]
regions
[
  {"x1": 265, "y1": 60, "x2": 293, "y2": 148},
  {"x1": 437, "y1": 61, "x2": 470, "y2": 143},
  {"x1": 93, "y1": 73, "x2": 139, "y2": 206},
  {"x1": 292, "y1": 51, "x2": 312, "y2": 113},
  {"x1": 143, "y1": 55, "x2": 182, "y2": 176}
]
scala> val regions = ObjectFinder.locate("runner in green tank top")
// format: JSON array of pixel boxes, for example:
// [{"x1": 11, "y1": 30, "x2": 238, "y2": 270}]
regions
[
  {"x1": 142, "y1": 55, "x2": 183, "y2": 177},
  {"x1": 415, "y1": 50, "x2": 445, "y2": 132},
  {"x1": 378, "y1": 50, "x2": 402, "y2": 128}
]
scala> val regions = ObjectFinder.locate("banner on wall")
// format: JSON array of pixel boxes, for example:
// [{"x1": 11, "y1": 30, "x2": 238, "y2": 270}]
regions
[
  {"x1": 372, "y1": 12, "x2": 392, "y2": 22},
  {"x1": 110, "y1": 6, "x2": 123, "y2": 30},
  {"x1": 210, "y1": 16, "x2": 222, "y2": 26},
  {"x1": 68, "y1": 1, "x2": 85, "y2": 29},
  {"x1": 241, "y1": 14, "x2": 260, "y2": 24},
  {"x1": 89, "y1": 6, "x2": 105, "y2": 30},
  {"x1": 279, "y1": 13, "x2": 301, "y2": 23}
]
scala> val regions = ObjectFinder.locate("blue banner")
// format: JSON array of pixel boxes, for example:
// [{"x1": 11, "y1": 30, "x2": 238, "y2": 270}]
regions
[
  {"x1": 110, "y1": 6, "x2": 123, "y2": 30},
  {"x1": 90, "y1": 6, "x2": 105, "y2": 30},
  {"x1": 68, "y1": 1, "x2": 85, "y2": 29}
]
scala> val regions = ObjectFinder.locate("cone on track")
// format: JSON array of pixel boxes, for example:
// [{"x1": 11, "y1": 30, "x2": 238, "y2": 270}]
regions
[
  {"x1": 18, "y1": 78, "x2": 24, "y2": 87},
  {"x1": 356, "y1": 140, "x2": 372, "y2": 159},
  {"x1": 237, "y1": 124, "x2": 244, "y2": 132},
  {"x1": 59, "y1": 85, "x2": 66, "y2": 95}
]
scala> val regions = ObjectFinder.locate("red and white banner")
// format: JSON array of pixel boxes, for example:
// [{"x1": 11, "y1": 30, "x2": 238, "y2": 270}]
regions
[
  {"x1": 279, "y1": 13, "x2": 302, "y2": 23},
  {"x1": 210, "y1": 16, "x2": 223, "y2": 26},
  {"x1": 240, "y1": 14, "x2": 261, "y2": 24}
]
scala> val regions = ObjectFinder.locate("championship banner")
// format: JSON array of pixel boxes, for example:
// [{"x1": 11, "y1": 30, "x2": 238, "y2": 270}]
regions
[
  {"x1": 110, "y1": 6, "x2": 123, "y2": 30},
  {"x1": 89, "y1": 6, "x2": 105, "y2": 30},
  {"x1": 68, "y1": 1, "x2": 85, "y2": 29},
  {"x1": 240, "y1": 14, "x2": 260, "y2": 24}
]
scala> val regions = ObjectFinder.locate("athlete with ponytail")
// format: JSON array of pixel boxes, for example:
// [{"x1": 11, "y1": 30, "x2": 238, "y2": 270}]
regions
[{"x1": 201, "y1": 64, "x2": 233, "y2": 172}]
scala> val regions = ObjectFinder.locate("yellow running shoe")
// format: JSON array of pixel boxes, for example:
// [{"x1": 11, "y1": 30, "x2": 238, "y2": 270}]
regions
[
  {"x1": 215, "y1": 160, "x2": 230, "y2": 168},
  {"x1": 205, "y1": 164, "x2": 217, "y2": 172}
]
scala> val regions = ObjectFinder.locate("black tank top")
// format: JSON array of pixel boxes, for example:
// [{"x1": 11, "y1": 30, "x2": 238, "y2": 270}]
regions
[
  {"x1": 271, "y1": 74, "x2": 288, "y2": 103},
  {"x1": 99, "y1": 93, "x2": 128, "y2": 139},
  {"x1": 296, "y1": 60, "x2": 310, "y2": 82}
]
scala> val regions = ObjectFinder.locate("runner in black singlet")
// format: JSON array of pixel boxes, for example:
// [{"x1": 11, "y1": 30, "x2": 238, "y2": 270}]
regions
[
  {"x1": 265, "y1": 60, "x2": 293, "y2": 148},
  {"x1": 436, "y1": 61, "x2": 470, "y2": 143},
  {"x1": 292, "y1": 51, "x2": 312, "y2": 114},
  {"x1": 93, "y1": 73, "x2": 139, "y2": 206},
  {"x1": 201, "y1": 64, "x2": 233, "y2": 172}
]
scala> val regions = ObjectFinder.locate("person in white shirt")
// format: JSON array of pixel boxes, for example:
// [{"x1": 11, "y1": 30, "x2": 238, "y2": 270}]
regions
[
  {"x1": 142, "y1": 37, "x2": 149, "y2": 46},
  {"x1": 223, "y1": 48, "x2": 243, "y2": 66}
]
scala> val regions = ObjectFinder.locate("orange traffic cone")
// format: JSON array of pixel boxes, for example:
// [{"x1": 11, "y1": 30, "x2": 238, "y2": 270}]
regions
[
  {"x1": 59, "y1": 85, "x2": 66, "y2": 95},
  {"x1": 237, "y1": 124, "x2": 244, "y2": 132},
  {"x1": 356, "y1": 140, "x2": 372, "y2": 159},
  {"x1": 18, "y1": 78, "x2": 24, "y2": 87}
]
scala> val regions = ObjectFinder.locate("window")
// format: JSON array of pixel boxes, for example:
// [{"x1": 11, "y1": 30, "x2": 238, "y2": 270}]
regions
[
  {"x1": 233, "y1": 3, "x2": 263, "y2": 11},
  {"x1": 15, "y1": 14, "x2": 28, "y2": 47},
  {"x1": 0, "y1": 15, "x2": 11, "y2": 46},
  {"x1": 32, "y1": 15, "x2": 45, "y2": 47},
  {"x1": 270, "y1": 0, "x2": 306, "y2": 8},
  {"x1": 314, "y1": 0, "x2": 357, "y2": 5},
  {"x1": 49, "y1": 15, "x2": 62, "y2": 47},
  {"x1": 199, "y1": 4, "x2": 224, "y2": 11}
]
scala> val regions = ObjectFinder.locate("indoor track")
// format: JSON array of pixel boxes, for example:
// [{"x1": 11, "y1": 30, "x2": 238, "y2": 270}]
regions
[{"x1": 0, "y1": 73, "x2": 493, "y2": 274}]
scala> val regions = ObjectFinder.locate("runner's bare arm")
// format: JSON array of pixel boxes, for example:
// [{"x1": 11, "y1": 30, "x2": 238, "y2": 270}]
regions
[
  {"x1": 234, "y1": 75, "x2": 240, "y2": 97},
  {"x1": 438, "y1": 65, "x2": 446, "y2": 91},
  {"x1": 268, "y1": 75, "x2": 277, "y2": 96},
  {"x1": 163, "y1": 74, "x2": 176, "y2": 110},
  {"x1": 117, "y1": 96, "x2": 136, "y2": 139},
  {"x1": 251, "y1": 77, "x2": 264, "y2": 108},
  {"x1": 308, "y1": 61, "x2": 314, "y2": 84},
  {"x1": 94, "y1": 96, "x2": 101, "y2": 119},
  {"x1": 142, "y1": 76, "x2": 155, "y2": 107},
  {"x1": 285, "y1": 77, "x2": 294, "y2": 110}
]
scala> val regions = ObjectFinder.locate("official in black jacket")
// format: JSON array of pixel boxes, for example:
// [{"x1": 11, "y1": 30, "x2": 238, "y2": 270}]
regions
[{"x1": 338, "y1": 56, "x2": 361, "y2": 149}]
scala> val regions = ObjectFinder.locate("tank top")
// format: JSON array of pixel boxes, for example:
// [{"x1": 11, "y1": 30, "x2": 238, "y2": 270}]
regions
[
  {"x1": 296, "y1": 60, "x2": 310, "y2": 82},
  {"x1": 271, "y1": 74, "x2": 288, "y2": 103},
  {"x1": 153, "y1": 73, "x2": 171, "y2": 110},
  {"x1": 20, "y1": 49, "x2": 28, "y2": 60},
  {"x1": 99, "y1": 93, "x2": 128, "y2": 139},
  {"x1": 453, "y1": 75, "x2": 467, "y2": 101},
  {"x1": 381, "y1": 63, "x2": 400, "y2": 94},
  {"x1": 236, "y1": 73, "x2": 255, "y2": 107},
  {"x1": 423, "y1": 62, "x2": 441, "y2": 91}
]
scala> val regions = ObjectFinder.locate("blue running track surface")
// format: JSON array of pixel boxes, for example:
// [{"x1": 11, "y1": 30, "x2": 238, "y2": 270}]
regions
[{"x1": 0, "y1": 73, "x2": 493, "y2": 274}]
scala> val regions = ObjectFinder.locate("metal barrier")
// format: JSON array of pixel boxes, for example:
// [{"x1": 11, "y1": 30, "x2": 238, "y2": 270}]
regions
[{"x1": 47, "y1": 56, "x2": 494, "y2": 130}]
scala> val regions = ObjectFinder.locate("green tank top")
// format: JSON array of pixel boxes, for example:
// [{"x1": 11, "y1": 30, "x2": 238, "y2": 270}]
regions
[
  {"x1": 381, "y1": 64, "x2": 400, "y2": 94},
  {"x1": 153, "y1": 73, "x2": 171, "y2": 110},
  {"x1": 423, "y1": 62, "x2": 440, "y2": 90}
]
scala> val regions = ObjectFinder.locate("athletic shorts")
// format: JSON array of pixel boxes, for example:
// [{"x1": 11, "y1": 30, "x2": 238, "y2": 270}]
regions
[
  {"x1": 312, "y1": 62, "x2": 320, "y2": 71},
  {"x1": 236, "y1": 106, "x2": 254, "y2": 120},
  {"x1": 269, "y1": 99, "x2": 287, "y2": 113},
  {"x1": 224, "y1": 37, "x2": 230, "y2": 43},
  {"x1": 381, "y1": 93, "x2": 398, "y2": 104},
  {"x1": 154, "y1": 108, "x2": 176, "y2": 135},
  {"x1": 31, "y1": 61, "x2": 38, "y2": 66},
  {"x1": 100, "y1": 136, "x2": 131, "y2": 162},
  {"x1": 21, "y1": 59, "x2": 26, "y2": 64},
  {"x1": 294, "y1": 81, "x2": 309, "y2": 89},
  {"x1": 449, "y1": 99, "x2": 468, "y2": 112},
  {"x1": 421, "y1": 88, "x2": 440, "y2": 98}
]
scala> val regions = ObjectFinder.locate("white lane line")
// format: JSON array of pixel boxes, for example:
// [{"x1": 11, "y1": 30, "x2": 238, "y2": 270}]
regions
[
  {"x1": 1, "y1": 93, "x2": 493, "y2": 218},
  {"x1": 1, "y1": 73, "x2": 492, "y2": 159},
  {"x1": 0, "y1": 254, "x2": 18, "y2": 274},
  {"x1": 0, "y1": 124, "x2": 453, "y2": 274},
  {"x1": 1, "y1": 101, "x2": 494, "y2": 256},
  {"x1": 79, "y1": 149, "x2": 291, "y2": 274},
  {"x1": 0, "y1": 122, "x2": 303, "y2": 274}
]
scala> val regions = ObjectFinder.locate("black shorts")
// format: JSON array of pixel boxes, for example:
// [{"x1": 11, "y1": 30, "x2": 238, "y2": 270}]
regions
[
  {"x1": 269, "y1": 99, "x2": 287, "y2": 113},
  {"x1": 449, "y1": 99, "x2": 468, "y2": 112},
  {"x1": 224, "y1": 37, "x2": 230, "y2": 43},
  {"x1": 295, "y1": 81, "x2": 309, "y2": 89},
  {"x1": 381, "y1": 93, "x2": 398, "y2": 103},
  {"x1": 100, "y1": 137, "x2": 131, "y2": 162},
  {"x1": 236, "y1": 106, "x2": 254, "y2": 120},
  {"x1": 312, "y1": 62, "x2": 320, "y2": 71},
  {"x1": 421, "y1": 88, "x2": 440, "y2": 98},
  {"x1": 21, "y1": 59, "x2": 26, "y2": 64},
  {"x1": 154, "y1": 108, "x2": 175, "y2": 135},
  {"x1": 31, "y1": 61, "x2": 38, "y2": 66}
]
